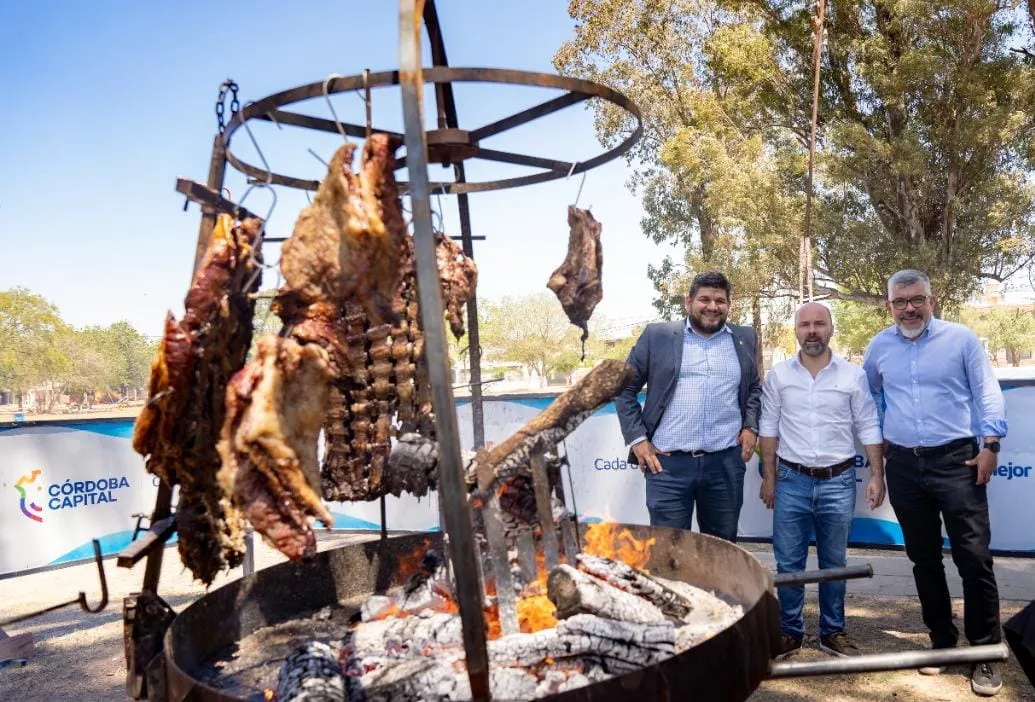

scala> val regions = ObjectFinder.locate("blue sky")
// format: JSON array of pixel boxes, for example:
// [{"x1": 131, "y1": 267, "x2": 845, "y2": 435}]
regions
[{"x1": 0, "y1": 1, "x2": 675, "y2": 338}]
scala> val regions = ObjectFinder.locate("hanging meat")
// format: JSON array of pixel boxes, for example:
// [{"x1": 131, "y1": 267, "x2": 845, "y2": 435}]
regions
[
  {"x1": 218, "y1": 336, "x2": 334, "y2": 561},
  {"x1": 132, "y1": 214, "x2": 263, "y2": 584},
  {"x1": 546, "y1": 206, "x2": 603, "y2": 352},
  {"x1": 321, "y1": 231, "x2": 477, "y2": 503}
]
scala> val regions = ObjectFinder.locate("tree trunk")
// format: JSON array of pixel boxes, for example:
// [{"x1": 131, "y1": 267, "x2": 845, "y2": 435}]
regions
[{"x1": 752, "y1": 294, "x2": 764, "y2": 376}]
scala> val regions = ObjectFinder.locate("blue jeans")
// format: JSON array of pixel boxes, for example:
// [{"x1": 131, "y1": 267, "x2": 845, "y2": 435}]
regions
[
  {"x1": 645, "y1": 446, "x2": 745, "y2": 542},
  {"x1": 774, "y1": 462, "x2": 856, "y2": 638}
]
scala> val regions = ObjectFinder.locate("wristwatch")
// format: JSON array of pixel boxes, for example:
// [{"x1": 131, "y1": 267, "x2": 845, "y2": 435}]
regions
[{"x1": 983, "y1": 440, "x2": 1001, "y2": 454}]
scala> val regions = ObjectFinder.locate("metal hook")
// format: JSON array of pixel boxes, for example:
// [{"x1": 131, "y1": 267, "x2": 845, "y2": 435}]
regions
[
  {"x1": 566, "y1": 162, "x2": 587, "y2": 208},
  {"x1": 322, "y1": 73, "x2": 350, "y2": 144},
  {"x1": 239, "y1": 101, "x2": 273, "y2": 186},
  {"x1": 362, "y1": 68, "x2": 372, "y2": 142},
  {"x1": 77, "y1": 539, "x2": 109, "y2": 614},
  {"x1": 306, "y1": 148, "x2": 327, "y2": 168},
  {"x1": 237, "y1": 181, "x2": 278, "y2": 249}
]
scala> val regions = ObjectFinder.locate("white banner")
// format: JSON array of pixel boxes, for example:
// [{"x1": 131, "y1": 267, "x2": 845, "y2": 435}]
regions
[{"x1": 3, "y1": 383, "x2": 1033, "y2": 576}]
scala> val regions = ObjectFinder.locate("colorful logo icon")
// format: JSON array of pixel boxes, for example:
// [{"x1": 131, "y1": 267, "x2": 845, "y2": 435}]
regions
[{"x1": 14, "y1": 469, "x2": 44, "y2": 523}]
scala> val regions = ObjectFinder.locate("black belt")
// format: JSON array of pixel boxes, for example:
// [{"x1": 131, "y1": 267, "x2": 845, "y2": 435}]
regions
[
  {"x1": 668, "y1": 445, "x2": 736, "y2": 458},
  {"x1": 888, "y1": 437, "x2": 975, "y2": 458},
  {"x1": 779, "y1": 457, "x2": 854, "y2": 479}
]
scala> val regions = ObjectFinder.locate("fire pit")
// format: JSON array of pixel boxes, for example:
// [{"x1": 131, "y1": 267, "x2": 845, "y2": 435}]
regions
[{"x1": 164, "y1": 525, "x2": 777, "y2": 701}]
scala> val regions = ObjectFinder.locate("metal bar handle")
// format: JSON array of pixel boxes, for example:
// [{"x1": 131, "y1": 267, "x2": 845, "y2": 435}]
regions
[
  {"x1": 769, "y1": 642, "x2": 1009, "y2": 678},
  {"x1": 773, "y1": 564, "x2": 873, "y2": 588}
]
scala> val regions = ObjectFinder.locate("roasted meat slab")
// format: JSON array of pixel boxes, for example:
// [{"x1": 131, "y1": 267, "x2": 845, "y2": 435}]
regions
[
  {"x1": 218, "y1": 336, "x2": 335, "y2": 561},
  {"x1": 133, "y1": 214, "x2": 262, "y2": 583},
  {"x1": 547, "y1": 206, "x2": 603, "y2": 347}
]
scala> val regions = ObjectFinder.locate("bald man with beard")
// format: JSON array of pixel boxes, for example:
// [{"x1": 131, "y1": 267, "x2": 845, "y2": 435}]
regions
[{"x1": 760, "y1": 302, "x2": 885, "y2": 660}]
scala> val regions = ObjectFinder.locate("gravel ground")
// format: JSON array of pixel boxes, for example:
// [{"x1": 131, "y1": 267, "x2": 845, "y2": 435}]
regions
[{"x1": 1, "y1": 539, "x2": 1032, "y2": 701}]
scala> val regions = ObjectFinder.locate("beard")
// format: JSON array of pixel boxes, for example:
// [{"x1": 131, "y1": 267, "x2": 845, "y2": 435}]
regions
[
  {"x1": 896, "y1": 313, "x2": 929, "y2": 339},
  {"x1": 689, "y1": 310, "x2": 726, "y2": 334},
  {"x1": 801, "y1": 338, "x2": 827, "y2": 357}
]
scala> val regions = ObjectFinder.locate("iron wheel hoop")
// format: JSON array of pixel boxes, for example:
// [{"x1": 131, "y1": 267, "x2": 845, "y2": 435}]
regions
[{"x1": 221, "y1": 67, "x2": 642, "y2": 195}]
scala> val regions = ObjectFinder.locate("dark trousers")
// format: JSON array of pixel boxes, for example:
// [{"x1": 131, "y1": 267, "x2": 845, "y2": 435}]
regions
[
  {"x1": 886, "y1": 440, "x2": 1001, "y2": 646},
  {"x1": 645, "y1": 446, "x2": 745, "y2": 542}
]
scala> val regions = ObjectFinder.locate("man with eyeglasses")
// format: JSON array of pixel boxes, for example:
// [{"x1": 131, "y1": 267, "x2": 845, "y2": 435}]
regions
[{"x1": 863, "y1": 269, "x2": 1006, "y2": 697}]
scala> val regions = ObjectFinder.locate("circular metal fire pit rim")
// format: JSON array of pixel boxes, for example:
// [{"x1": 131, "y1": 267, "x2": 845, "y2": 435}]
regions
[
  {"x1": 163, "y1": 526, "x2": 777, "y2": 702},
  {"x1": 220, "y1": 66, "x2": 644, "y2": 195}
]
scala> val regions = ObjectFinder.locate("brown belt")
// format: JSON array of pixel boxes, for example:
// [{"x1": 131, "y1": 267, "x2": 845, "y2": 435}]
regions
[{"x1": 779, "y1": 457, "x2": 854, "y2": 480}]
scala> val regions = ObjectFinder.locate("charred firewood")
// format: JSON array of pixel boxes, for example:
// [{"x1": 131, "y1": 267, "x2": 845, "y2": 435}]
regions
[
  {"x1": 277, "y1": 641, "x2": 346, "y2": 702},
  {"x1": 547, "y1": 564, "x2": 667, "y2": 624},
  {"x1": 133, "y1": 214, "x2": 262, "y2": 583},
  {"x1": 489, "y1": 614, "x2": 674, "y2": 674},
  {"x1": 546, "y1": 206, "x2": 603, "y2": 354},
  {"x1": 576, "y1": 555, "x2": 694, "y2": 622},
  {"x1": 471, "y1": 360, "x2": 633, "y2": 498}
]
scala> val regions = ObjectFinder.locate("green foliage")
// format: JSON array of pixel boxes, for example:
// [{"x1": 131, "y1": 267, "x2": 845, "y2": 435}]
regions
[
  {"x1": 0, "y1": 287, "x2": 157, "y2": 404},
  {"x1": 0, "y1": 288, "x2": 68, "y2": 393},
  {"x1": 961, "y1": 306, "x2": 1035, "y2": 366},
  {"x1": 478, "y1": 293, "x2": 599, "y2": 384},
  {"x1": 833, "y1": 301, "x2": 891, "y2": 357},
  {"x1": 557, "y1": 0, "x2": 1035, "y2": 317}
]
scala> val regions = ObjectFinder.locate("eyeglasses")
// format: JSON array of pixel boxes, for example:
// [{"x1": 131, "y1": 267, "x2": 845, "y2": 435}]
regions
[{"x1": 890, "y1": 295, "x2": 929, "y2": 310}]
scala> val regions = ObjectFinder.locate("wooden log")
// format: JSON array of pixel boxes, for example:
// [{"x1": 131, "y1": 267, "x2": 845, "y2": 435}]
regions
[
  {"x1": 547, "y1": 564, "x2": 666, "y2": 624},
  {"x1": 344, "y1": 656, "x2": 539, "y2": 702},
  {"x1": 470, "y1": 360, "x2": 634, "y2": 497},
  {"x1": 652, "y1": 575, "x2": 745, "y2": 649},
  {"x1": 348, "y1": 612, "x2": 463, "y2": 658},
  {"x1": 488, "y1": 614, "x2": 674, "y2": 674},
  {"x1": 277, "y1": 641, "x2": 346, "y2": 702},
  {"x1": 576, "y1": 554, "x2": 694, "y2": 622}
]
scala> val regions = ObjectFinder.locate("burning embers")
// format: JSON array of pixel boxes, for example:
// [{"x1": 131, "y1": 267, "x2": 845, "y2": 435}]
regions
[{"x1": 273, "y1": 523, "x2": 743, "y2": 701}]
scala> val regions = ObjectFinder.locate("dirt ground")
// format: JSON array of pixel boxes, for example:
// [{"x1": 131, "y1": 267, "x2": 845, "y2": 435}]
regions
[
  {"x1": 0, "y1": 539, "x2": 1032, "y2": 701},
  {"x1": 750, "y1": 595, "x2": 1033, "y2": 701}
]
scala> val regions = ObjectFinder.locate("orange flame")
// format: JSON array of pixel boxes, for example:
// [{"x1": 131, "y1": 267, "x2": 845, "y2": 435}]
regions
[
  {"x1": 263, "y1": 689, "x2": 276, "y2": 701},
  {"x1": 518, "y1": 595, "x2": 557, "y2": 632},
  {"x1": 583, "y1": 520, "x2": 655, "y2": 572},
  {"x1": 396, "y1": 539, "x2": 432, "y2": 580}
]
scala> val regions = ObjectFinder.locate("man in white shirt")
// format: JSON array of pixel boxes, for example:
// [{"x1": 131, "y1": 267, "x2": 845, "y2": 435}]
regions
[{"x1": 759, "y1": 302, "x2": 885, "y2": 659}]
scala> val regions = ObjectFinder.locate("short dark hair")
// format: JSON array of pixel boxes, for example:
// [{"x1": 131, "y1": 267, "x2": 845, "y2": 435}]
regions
[{"x1": 688, "y1": 271, "x2": 732, "y2": 300}]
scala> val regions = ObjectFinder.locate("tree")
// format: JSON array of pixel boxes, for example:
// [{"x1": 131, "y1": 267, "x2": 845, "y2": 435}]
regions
[
  {"x1": 962, "y1": 306, "x2": 1035, "y2": 366},
  {"x1": 832, "y1": 301, "x2": 891, "y2": 357},
  {"x1": 555, "y1": 0, "x2": 809, "y2": 375},
  {"x1": 478, "y1": 293, "x2": 587, "y2": 386},
  {"x1": 557, "y1": 0, "x2": 1035, "y2": 321},
  {"x1": 0, "y1": 288, "x2": 67, "y2": 402},
  {"x1": 736, "y1": 0, "x2": 1035, "y2": 311}
]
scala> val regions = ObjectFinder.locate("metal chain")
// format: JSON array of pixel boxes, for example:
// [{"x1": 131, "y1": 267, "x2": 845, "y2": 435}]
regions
[{"x1": 215, "y1": 80, "x2": 240, "y2": 135}]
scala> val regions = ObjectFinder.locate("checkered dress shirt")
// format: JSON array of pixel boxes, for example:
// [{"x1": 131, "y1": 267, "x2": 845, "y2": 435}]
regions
[{"x1": 650, "y1": 322, "x2": 742, "y2": 453}]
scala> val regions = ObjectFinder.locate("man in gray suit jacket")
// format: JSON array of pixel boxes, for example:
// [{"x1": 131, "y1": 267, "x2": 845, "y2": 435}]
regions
[{"x1": 616, "y1": 271, "x2": 762, "y2": 541}]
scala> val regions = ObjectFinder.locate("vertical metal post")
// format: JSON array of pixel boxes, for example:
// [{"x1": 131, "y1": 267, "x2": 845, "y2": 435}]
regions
[
  {"x1": 455, "y1": 185, "x2": 485, "y2": 448},
  {"x1": 399, "y1": 2, "x2": 490, "y2": 699},
  {"x1": 243, "y1": 529, "x2": 255, "y2": 577},
  {"x1": 529, "y1": 449, "x2": 560, "y2": 572},
  {"x1": 422, "y1": 0, "x2": 486, "y2": 449}
]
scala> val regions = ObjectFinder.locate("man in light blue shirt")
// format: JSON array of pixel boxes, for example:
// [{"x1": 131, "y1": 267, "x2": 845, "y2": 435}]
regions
[{"x1": 864, "y1": 269, "x2": 1006, "y2": 696}]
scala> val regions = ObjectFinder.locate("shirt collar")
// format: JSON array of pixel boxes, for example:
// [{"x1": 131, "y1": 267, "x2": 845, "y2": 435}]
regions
[
  {"x1": 790, "y1": 351, "x2": 839, "y2": 372},
  {"x1": 685, "y1": 319, "x2": 732, "y2": 338}
]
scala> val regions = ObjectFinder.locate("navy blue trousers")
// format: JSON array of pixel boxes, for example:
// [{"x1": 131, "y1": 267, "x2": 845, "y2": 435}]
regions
[{"x1": 644, "y1": 446, "x2": 745, "y2": 542}]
